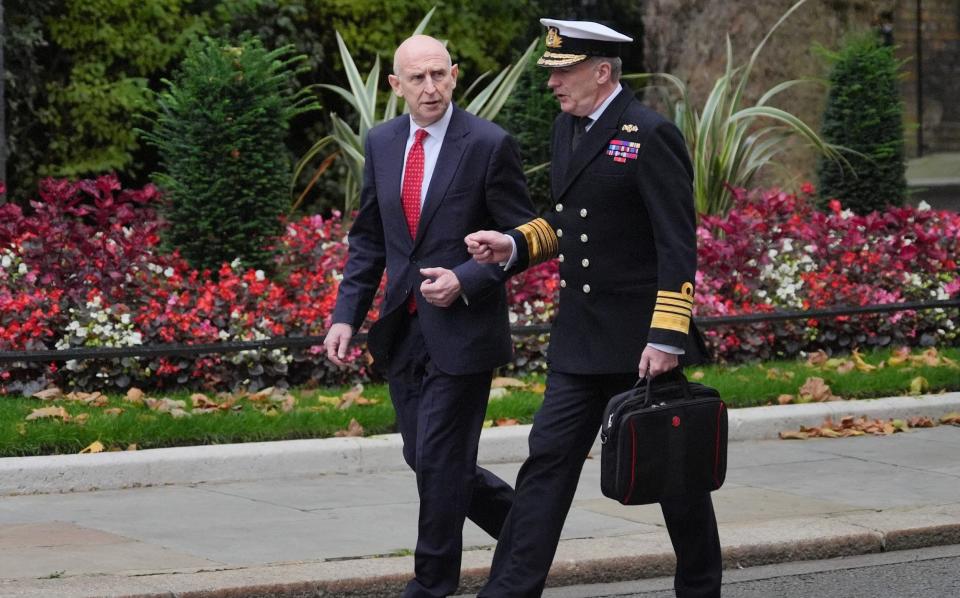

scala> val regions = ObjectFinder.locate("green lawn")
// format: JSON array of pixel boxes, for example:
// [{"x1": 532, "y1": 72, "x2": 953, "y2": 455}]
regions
[{"x1": 0, "y1": 346, "x2": 957, "y2": 457}]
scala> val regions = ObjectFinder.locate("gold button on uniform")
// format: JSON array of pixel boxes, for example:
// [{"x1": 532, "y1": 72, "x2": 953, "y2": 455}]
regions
[
  {"x1": 581, "y1": 258, "x2": 590, "y2": 267},
  {"x1": 582, "y1": 284, "x2": 591, "y2": 293},
  {"x1": 580, "y1": 233, "x2": 588, "y2": 243}
]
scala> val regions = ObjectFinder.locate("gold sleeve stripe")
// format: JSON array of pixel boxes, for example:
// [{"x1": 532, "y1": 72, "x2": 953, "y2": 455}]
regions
[
  {"x1": 515, "y1": 218, "x2": 558, "y2": 266},
  {"x1": 656, "y1": 298, "x2": 694, "y2": 311},
  {"x1": 651, "y1": 312, "x2": 691, "y2": 333},
  {"x1": 655, "y1": 305, "x2": 692, "y2": 317},
  {"x1": 657, "y1": 290, "x2": 695, "y2": 304}
]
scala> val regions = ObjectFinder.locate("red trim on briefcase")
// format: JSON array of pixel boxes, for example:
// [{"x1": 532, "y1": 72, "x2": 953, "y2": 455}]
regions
[{"x1": 600, "y1": 371, "x2": 728, "y2": 506}]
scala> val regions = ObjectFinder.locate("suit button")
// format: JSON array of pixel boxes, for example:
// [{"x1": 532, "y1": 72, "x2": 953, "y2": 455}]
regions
[
  {"x1": 560, "y1": 279, "x2": 567, "y2": 288},
  {"x1": 556, "y1": 228, "x2": 563, "y2": 238},
  {"x1": 583, "y1": 284, "x2": 591, "y2": 293},
  {"x1": 581, "y1": 258, "x2": 590, "y2": 267},
  {"x1": 580, "y1": 233, "x2": 588, "y2": 243},
  {"x1": 580, "y1": 208, "x2": 588, "y2": 218},
  {"x1": 558, "y1": 253, "x2": 565, "y2": 262},
  {"x1": 555, "y1": 203, "x2": 564, "y2": 212}
]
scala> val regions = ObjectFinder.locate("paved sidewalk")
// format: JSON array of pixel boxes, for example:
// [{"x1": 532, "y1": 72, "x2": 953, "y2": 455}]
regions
[{"x1": 0, "y1": 394, "x2": 958, "y2": 598}]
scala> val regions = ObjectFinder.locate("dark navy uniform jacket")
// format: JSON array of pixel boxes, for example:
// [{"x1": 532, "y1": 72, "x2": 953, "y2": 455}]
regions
[
  {"x1": 332, "y1": 106, "x2": 535, "y2": 375},
  {"x1": 509, "y1": 84, "x2": 702, "y2": 374}
]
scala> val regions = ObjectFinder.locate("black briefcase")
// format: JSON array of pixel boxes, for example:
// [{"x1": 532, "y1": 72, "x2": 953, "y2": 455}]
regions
[{"x1": 600, "y1": 371, "x2": 728, "y2": 505}]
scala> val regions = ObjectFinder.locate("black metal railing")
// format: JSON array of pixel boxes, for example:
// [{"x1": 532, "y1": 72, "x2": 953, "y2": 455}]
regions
[{"x1": 0, "y1": 298, "x2": 957, "y2": 364}]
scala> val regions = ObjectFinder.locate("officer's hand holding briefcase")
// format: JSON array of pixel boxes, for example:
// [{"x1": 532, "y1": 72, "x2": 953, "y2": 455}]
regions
[{"x1": 600, "y1": 370, "x2": 728, "y2": 505}]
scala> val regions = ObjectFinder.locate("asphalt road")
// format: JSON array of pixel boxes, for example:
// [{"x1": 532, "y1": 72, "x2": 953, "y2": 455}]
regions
[{"x1": 538, "y1": 544, "x2": 960, "y2": 598}]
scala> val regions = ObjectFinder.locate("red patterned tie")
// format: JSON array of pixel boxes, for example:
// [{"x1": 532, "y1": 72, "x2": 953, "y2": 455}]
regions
[
  {"x1": 402, "y1": 128, "x2": 428, "y2": 312},
  {"x1": 401, "y1": 128, "x2": 429, "y2": 238}
]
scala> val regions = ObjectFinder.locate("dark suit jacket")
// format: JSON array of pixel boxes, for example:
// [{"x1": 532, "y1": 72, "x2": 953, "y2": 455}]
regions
[
  {"x1": 509, "y1": 85, "x2": 704, "y2": 373},
  {"x1": 331, "y1": 106, "x2": 535, "y2": 375}
]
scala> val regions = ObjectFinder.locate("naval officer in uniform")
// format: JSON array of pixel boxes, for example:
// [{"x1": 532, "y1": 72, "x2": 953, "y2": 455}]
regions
[{"x1": 466, "y1": 19, "x2": 722, "y2": 598}]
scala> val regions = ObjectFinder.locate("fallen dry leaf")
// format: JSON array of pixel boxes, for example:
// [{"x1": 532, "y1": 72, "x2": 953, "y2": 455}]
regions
[
  {"x1": 527, "y1": 382, "x2": 546, "y2": 394},
  {"x1": 806, "y1": 350, "x2": 829, "y2": 366},
  {"x1": 191, "y1": 393, "x2": 218, "y2": 409},
  {"x1": 495, "y1": 418, "x2": 519, "y2": 427},
  {"x1": 835, "y1": 360, "x2": 855, "y2": 374},
  {"x1": 940, "y1": 412, "x2": 960, "y2": 426},
  {"x1": 491, "y1": 377, "x2": 525, "y2": 388},
  {"x1": 316, "y1": 394, "x2": 340, "y2": 406},
  {"x1": 276, "y1": 393, "x2": 296, "y2": 413},
  {"x1": 690, "y1": 370, "x2": 705, "y2": 380},
  {"x1": 482, "y1": 419, "x2": 494, "y2": 428},
  {"x1": 851, "y1": 349, "x2": 876, "y2": 372},
  {"x1": 145, "y1": 397, "x2": 187, "y2": 413},
  {"x1": 79, "y1": 441, "x2": 105, "y2": 454},
  {"x1": 32, "y1": 387, "x2": 63, "y2": 401},
  {"x1": 104, "y1": 408, "x2": 124, "y2": 416},
  {"x1": 798, "y1": 377, "x2": 840, "y2": 402},
  {"x1": 25, "y1": 406, "x2": 70, "y2": 421},
  {"x1": 338, "y1": 383, "x2": 364, "y2": 410},
  {"x1": 125, "y1": 388, "x2": 145, "y2": 404},
  {"x1": 127, "y1": 444, "x2": 138, "y2": 451},
  {"x1": 73, "y1": 413, "x2": 90, "y2": 424},
  {"x1": 908, "y1": 376, "x2": 929, "y2": 395},
  {"x1": 777, "y1": 394, "x2": 794, "y2": 405},
  {"x1": 334, "y1": 418, "x2": 364, "y2": 437},
  {"x1": 779, "y1": 430, "x2": 809, "y2": 440}
]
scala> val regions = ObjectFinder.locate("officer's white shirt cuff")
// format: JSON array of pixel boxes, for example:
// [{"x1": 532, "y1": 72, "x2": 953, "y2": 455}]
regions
[
  {"x1": 500, "y1": 236, "x2": 519, "y2": 270},
  {"x1": 649, "y1": 342, "x2": 684, "y2": 355}
]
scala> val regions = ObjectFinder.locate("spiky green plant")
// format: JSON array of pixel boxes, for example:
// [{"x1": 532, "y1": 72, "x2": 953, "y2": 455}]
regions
[
  {"x1": 292, "y1": 8, "x2": 537, "y2": 214},
  {"x1": 626, "y1": 0, "x2": 845, "y2": 217}
]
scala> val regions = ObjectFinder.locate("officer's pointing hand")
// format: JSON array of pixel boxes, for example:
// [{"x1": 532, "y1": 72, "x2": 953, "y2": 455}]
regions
[{"x1": 465, "y1": 230, "x2": 512, "y2": 264}]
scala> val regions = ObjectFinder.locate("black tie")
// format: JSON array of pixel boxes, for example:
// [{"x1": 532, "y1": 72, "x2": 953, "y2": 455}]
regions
[{"x1": 571, "y1": 116, "x2": 591, "y2": 151}]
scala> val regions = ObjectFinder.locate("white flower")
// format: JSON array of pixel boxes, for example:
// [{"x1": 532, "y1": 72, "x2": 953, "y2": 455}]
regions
[
  {"x1": 0, "y1": 255, "x2": 11, "y2": 269},
  {"x1": 163, "y1": 267, "x2": 174, "y2": 277},
  {"x1": 120, "y1": 313, "x2": 131, "y2": 325},
  {"x1": 255, "y1": 269, "x2": 265, "y2": 281},
  {"x1": 917, "y1": 200, "x2": 931, "y2": 211},
  {"x1": 231, "y1": 257, "x2": 242, "y2": 269}
]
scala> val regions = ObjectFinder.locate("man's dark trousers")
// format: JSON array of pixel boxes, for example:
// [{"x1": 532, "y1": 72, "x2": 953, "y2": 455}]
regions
[
  {"x1": 479, "y1": 371, "x2": 722, "y2": 598},
  {"x1": 388, "y1": 312, "x2": 515, "y2": 598}
]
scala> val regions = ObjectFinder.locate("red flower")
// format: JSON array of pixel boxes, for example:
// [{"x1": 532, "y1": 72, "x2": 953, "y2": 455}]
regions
[
  {"x1": 800, "y1": 181, "x2": 815, "y2": 195},
  {"x1": 828, "y1": 199, "x2": 842, "y2": 214}
]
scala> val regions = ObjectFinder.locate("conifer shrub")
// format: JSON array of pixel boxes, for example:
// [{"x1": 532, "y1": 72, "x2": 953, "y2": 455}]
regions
[
  {"x1": 142, "y1": 36, "x2": 319, "y2": 273},
  {"x1": 817, "y1": 33, "x2": 906, "y2": 214}
]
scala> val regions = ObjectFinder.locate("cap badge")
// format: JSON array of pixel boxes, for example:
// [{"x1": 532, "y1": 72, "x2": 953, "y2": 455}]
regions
[
  {"x1": 621, "y1": 123, "x2": 638, "y2": 133},
  {"x1": 545, "y1": 27, "x2": 563, "y2": 48}
]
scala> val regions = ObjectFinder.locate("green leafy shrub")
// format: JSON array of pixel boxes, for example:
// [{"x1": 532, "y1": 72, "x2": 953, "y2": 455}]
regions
[
  {"x1": 496, "y1": 39, "x2": 555, "y2": 213},
  {"x1": 141, "y1": 36, "x2": 320, "y2": 273},
  {"x1": 817, "y1": 33, "x2": 906, "y2": 214},
  {"x1": 38, "y1": 0, "x2": 204, "y2": 180}
]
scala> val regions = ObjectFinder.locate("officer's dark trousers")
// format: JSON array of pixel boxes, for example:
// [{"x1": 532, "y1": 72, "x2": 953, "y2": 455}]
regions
[
  {"x1": 387, "y1": 314, "x2": 515, "y2": 598},
  {"x1": 479, "y1": 371, "x2": 722, "y2": 598}
]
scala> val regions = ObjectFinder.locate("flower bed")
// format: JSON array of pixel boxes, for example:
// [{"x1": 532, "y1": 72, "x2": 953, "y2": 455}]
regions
[{"x1": 1, "y1": 177, "x2": 957, "y2": 393}]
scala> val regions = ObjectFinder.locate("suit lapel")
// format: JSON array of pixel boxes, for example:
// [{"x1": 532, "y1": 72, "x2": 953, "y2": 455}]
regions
[
  {"x1": 555, "y1": 85, "x2": 635, "y2": 200},
  {"x1": 377, "y1": 117, "x2": 411, "y2": 244},
  {"x1": 414, "y1": 107, "x2": 468, "y2": 247}
]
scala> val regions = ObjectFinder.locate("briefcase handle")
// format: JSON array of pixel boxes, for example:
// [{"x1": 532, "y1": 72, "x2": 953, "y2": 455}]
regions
[{"x1": 638, "y1": 369, "x2": 694, "y2": 409}]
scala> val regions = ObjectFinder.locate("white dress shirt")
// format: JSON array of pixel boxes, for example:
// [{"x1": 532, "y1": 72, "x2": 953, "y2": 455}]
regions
[{"x1": 400, "y1": 102, "x2": 454, "y2": 205}]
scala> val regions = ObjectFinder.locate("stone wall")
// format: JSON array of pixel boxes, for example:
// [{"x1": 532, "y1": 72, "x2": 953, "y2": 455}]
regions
[{"x1": 640, "y1": 0, "x2": 958, "y2": 182}]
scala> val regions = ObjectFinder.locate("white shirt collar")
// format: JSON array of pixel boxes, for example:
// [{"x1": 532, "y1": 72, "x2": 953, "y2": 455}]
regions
[
  {"x1": 408, "y1": 102, "x2": 454, "y2": 142},
  {"x1": 585, "y1": 82, "x2": 623, "y2": 129}
]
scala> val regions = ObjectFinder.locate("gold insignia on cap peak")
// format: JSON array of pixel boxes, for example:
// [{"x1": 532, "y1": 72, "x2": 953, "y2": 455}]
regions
[
  {"x1": 622, "y1": 124, "x2": 638, "y2": 133},
  {"x1": 545, "y1": 27, "x2": 563, "y2": 48}
]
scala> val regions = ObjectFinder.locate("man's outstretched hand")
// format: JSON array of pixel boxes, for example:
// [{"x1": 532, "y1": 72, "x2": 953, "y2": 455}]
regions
[{"x1": 465, "y1": 230, "x2": 512, "y2": 264}]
